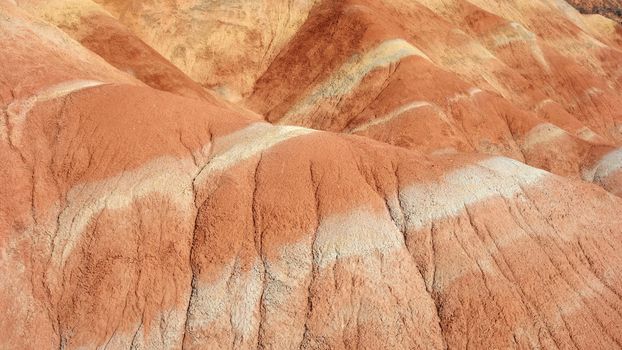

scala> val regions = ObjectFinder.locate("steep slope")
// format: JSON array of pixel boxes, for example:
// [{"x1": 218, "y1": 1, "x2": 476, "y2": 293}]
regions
[
  {"x1": 3, "y1": 1, "x2": 622, "y2": 349},
  {"x1": 4, "y1": 59, "x2": 622, "y2": 350},
  {"x1": 0, "y1": 1, "x2": 139, "y2": 103},
  {"x1": 90, "y1": 0, "x2": 622, "y2": 135},
  {"x1": 91, "y1": 0, "x2": 319, "y2": 101},
  {"x1": 14, "y1": 0, "x2": 223, "y2": 103},
  {"x1": 244, "y1": 0, "x2": 622, "y2": 195},
  {"x1": 88, "y1": 0, "x2": 622, "y2": 199}
]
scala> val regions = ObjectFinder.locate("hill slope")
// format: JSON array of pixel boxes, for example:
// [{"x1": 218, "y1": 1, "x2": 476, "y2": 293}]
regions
[{"x1": 2, "y1": 0, "x2": 622, "y2": 349}]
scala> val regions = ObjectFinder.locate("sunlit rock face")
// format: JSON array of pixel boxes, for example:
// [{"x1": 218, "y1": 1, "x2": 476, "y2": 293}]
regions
[{"x1": 2, "y1": 0, "x2": 622, "y2": 349}]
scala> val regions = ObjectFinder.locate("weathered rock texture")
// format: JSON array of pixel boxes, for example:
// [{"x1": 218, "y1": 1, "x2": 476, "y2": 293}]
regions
[
  {"x1": 569, "y1": 0, "x2": 622, "y2": 23},
  {"x1": 2, "y1": 0, "x2": 622, "y2": 349}
]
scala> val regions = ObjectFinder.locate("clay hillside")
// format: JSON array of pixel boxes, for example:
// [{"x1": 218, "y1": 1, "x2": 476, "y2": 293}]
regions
[{"x1": 2, "y1": 0, "x2": 622, "y2": 349}]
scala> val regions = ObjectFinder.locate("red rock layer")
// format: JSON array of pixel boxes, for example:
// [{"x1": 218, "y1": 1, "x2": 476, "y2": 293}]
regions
[
  {"x1": 2, "y1": 1, "x2": 622, "y2": 349},
  {"x1": 14, "y1": 0, "x2": 224, "y2": 104},
  {"x1": 244, "y1": 0, "x2": 622, "y2": 195},
  {"x1": 92, "y1": 0, "x2": 319, "y2": 100}
]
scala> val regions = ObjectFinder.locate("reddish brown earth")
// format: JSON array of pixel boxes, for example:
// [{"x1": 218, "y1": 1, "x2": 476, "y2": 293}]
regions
[{"x1": 2, "y1": 0, "x2": 622, "y2": 349}]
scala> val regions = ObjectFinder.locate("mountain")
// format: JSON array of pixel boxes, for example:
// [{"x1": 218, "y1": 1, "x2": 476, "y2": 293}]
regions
[{"x1": 2, "y1": 0, "x2": 622, "y2": 349}]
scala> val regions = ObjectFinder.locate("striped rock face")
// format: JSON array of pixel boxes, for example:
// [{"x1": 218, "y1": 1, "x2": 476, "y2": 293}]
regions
[{"x1": 2, "y1": 0, "x2": 622, "y2": 349}]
